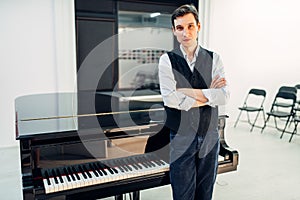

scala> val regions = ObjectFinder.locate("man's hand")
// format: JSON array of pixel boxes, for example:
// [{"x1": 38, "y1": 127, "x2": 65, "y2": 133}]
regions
[
  {"x1": 176, "y1": 76, "x2": 227, "y2": 108},
  {"x1": 177, "y1": 88, "x2": 208, "y2": 103},
  {"x1": 210, "y1": 75, "x2": 227, "y2": 89}
]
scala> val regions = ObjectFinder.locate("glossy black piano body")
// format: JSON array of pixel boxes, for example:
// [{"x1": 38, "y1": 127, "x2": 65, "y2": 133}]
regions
[{"x1": 15, "y1": 91, "x2": 238, "y2": 200}]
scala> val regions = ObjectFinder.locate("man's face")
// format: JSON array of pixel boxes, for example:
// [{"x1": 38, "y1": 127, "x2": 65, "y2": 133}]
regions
[{"x1": 173, "y1": 13, "x2": 200, "y2": 48}]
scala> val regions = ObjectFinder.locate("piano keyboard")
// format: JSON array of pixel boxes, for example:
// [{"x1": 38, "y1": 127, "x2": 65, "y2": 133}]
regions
[{"x1": 41, "y1": 154, "x2": 169, "y2": 194}]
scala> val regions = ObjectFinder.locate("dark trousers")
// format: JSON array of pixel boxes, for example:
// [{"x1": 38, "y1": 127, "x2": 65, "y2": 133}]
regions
[{"x1": 169, "y1": 128, "x2": 219, "y2": 200}]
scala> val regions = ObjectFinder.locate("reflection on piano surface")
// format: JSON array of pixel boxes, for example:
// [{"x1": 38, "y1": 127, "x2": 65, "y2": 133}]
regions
[{"x1": 15, "y1": 91, "x2": 238, "y2": 200}]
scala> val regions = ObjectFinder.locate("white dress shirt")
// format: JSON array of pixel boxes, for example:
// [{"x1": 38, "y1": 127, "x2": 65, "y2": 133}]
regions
[{"x1": 158, "y1": 45, "x2": 230, "y2": 111}]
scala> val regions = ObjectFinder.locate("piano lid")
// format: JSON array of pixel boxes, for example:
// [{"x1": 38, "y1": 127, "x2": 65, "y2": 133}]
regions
[{"x1": 15, "y1": 90, "x2": 165, "y2": 139}]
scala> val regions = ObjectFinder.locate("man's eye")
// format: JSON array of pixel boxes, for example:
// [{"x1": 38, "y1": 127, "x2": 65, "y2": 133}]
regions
[
  {"x1": 188, "y1": 24, "x2": 195, "y2": 29},
  {"x1": 176, "y1": 27, "x2": 183, "y2": 31}
]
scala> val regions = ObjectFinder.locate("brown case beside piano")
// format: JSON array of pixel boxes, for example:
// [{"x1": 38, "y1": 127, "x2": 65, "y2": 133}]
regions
[{"x1": 15, "y1": 91, "x2": 238, "y2": 200}]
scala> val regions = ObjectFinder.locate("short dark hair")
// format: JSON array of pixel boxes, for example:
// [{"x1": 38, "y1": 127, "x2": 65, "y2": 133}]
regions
[{"x1": 171, "y1": 4, "x2": 199, "y2": 28}]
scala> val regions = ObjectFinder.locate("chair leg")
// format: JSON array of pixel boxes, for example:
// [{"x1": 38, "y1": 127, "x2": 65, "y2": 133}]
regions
[
  {"x1": 280, "y1": 116, "x2": 291, "y2": 139},
  {"x1": 262, "y1": 109, "x2": 266, "y2": 129},
  {"x1": 289, "y1": 121, "x2": 298, "y2": 142},
  {"x1": 234, "y1": 110, "x2": 243, "y2": 128},
  {"x1": 246, "y1": 111, "x2": 251, "y2": 124},
  {"x1": 274, "y1": 117, "x2": 278, "y2": 130},
  {"x1": 261, "y1": 115, "x2": 270, "y2": 133},
  {"x1": 250, "y1": 110, "x2": 261, "y2": 132}
]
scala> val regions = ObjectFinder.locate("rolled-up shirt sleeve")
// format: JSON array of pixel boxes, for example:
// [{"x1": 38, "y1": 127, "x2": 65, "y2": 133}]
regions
[
  {"x1": 158, "y1": 53, "x2": 195, "y2": 111},
  {"x1": 202, "y1": 52, "x2": 230, "y2": 107}
]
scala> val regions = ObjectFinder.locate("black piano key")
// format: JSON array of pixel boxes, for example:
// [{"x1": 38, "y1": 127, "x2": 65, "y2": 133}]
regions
[
  {"x1": 131, "y1": 157, "x2": 143, "y2": 170},
  {"x1": 105, "y1": 160, "x2": 118, "y2": 174},
  {"x1": 133, "y1": 157, "x2": 142, "y2": 167},
  {"x1": 146, "y1": 157, "x2": 156, "y2": 168},
  {"x1": 152, "y1": 159, "x2": 162, "y2": 166},
  {"x1": 123, "y1": 159, "x2": 133, "y2": 171},
  {"x1": 143, "y1": 156, "x2": 155, "y2": 168},
  {"x1": 115, "y1": 160, "x2": 125, "y2": 173},
  {"x1": 63, "y1": 168, "x2": 72, "y2": 182},
  {"x1": 71, "y1": 166, "x2": 81, "y2": 180},
  {"x1": 128, "y1": 157, "x2": 139, "y2": 170},
  {"x1": 149, "y1": 154, "x2": 164, "y2": 166},
  {"x1": 134, "y1": 156, "x2": 143, "y2": 167},
  {"x1": 67, "y1": 167, "x2": 76, "y2": 181},
  {"x1": 89, "y1": 163, "x2": 99, "y2": 177},
  {"x1": 157, "y1": 159, "x2": 166, "y2": 166},
  {"x1": 78, "y1": 165, "x2": 87, "y2": 179},
  {"x1": 119, "y1": 159, "x2": 130, "y2": 172},
  {"x1": 96, "y1": 162, "x2": 107, "y2": 175},
  {"x1": 104, "y1": 164, "x2": 114, "y2": 175},
  {"x1": 137, "y1": 157, "x2": 149, "y2": 168},
  {"x1": 111, "y1": 165, "x2": 119, "y2": 174},
  {"x1": 56, "y1": 169, "x2": 64, "y2": 183},
  {"x1": 133, "y1": 158, "x2": 142, "y2": 169},
  {"x1": 51, "y1": 169, "x2": 59, "y2": 184},
  {"x1": 82, "y1": 165, "x2": 92, "y2": 178},
  {"x1": 44, "y1": 170, "x2": 51, "y2": 186},
  {"x1": 132, "y1": 158, "x2": 143, "y2": 170},
  {"x1": 135, "y1": 162, "x2": 143, "y2": 170},
  {"x1": 92, "y1": 163, "x2": 103, "y2": 176}
]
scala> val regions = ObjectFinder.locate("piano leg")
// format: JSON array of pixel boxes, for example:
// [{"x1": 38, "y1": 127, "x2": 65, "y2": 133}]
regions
[
  {"x1": 132, "y1": 191, "x2": 140, "y2": 200},
  {"x1": 114, "y1": 191, "x2": 140, "y2": 200},
  {"x1": 115, "y1": 194, "x2": 123, "y2": 200}
]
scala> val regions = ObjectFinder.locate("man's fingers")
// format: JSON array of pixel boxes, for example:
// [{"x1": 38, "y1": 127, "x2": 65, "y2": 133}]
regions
[{"x1": 211, "y1": 78, "x2": 226, "y2": 88}]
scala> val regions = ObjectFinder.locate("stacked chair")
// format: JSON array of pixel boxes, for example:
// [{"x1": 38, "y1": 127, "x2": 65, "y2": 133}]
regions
[
  {"x1": 236, "y1": 85, "x2": 300, "y2": 142},
  {"x1": 289, "y1": 84, "x2": 300, "y2": 142},
  {"x1": 261, "y1": 86, "x2": 297, "y2": 140}
]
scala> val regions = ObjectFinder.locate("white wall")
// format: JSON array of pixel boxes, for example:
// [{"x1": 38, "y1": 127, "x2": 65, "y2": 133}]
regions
[
  {"x1": 206, "y1": 0, "x2": 300, "y2": 122},
  {"x1": 0, "y1": 0, "x2": 76, "y2": 147}
]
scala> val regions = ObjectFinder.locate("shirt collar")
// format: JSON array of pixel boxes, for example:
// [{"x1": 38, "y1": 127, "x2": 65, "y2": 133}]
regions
[{"x1": 180, "y1": 44, "x2": 200, "y2": 60}]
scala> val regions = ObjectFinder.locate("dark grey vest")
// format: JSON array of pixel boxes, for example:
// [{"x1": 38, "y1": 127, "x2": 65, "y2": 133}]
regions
[{"x1": 164, "y1": 47, "x2": 218, "y2": 136}]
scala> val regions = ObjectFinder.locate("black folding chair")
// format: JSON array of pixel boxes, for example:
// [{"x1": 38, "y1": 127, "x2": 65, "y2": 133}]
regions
[
  {"x1": 275, "y1": 86, "x2": 297, "y2": 107},
  {"x1": 234, "y1": 88, "x2": 266, "y2": 131},
  {"x1": 261, "y1": 91, "x2": 296, "y2": 139}
]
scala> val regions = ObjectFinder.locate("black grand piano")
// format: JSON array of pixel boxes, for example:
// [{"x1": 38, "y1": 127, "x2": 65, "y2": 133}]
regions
[{"x1": 15, "y1": 90, "x2": 238, "y2": 200}]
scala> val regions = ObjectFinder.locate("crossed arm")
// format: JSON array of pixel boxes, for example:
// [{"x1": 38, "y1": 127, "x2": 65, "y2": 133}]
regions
[{"x1": 177, "y1": 75, "x2": 227, "y2": 107}]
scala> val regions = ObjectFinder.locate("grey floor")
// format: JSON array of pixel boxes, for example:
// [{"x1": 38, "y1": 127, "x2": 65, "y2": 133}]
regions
[{"x1": 1, "y1": 120, "x2": 300, "y2": 200}]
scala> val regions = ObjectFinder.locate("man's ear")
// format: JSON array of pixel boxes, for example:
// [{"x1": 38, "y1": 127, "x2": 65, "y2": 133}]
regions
[
  {"x1": 172, "y1": 27, "x2": 176, "y2": 36},
  {"x1": 197, "y1": 22, "x2": 201, "y2": 32}
]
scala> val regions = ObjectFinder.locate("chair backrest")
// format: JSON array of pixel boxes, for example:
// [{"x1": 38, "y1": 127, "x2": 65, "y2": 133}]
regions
[
  {"x1": 243, "y1": 88, "x2": 266, "y2": 108},
  {"x1": 271, "y1": 91, "x2": 296, "y2": 113},
  {"x1": 295, "y1": 84, "x2": 300, "y2": 102},
  {"x1": 249, "y1": 88, "x2": 266, "y2": 97},
  {"x1": 273, "y1": 87, "x2": 296, "y2": 108},
  {"x1": 276, "y1": 91, "x2": 296, "y2": 101},
  {"x1": 293, "y1": 84, "x2": 300, "y2": 115},
  {"x1": 278, "y1": 86, "x2": 297, "y2": 94}
]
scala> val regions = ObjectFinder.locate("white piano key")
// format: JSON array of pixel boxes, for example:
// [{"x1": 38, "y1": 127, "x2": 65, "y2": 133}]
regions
[
  {"x1": 41, "y1": 155, "x2": 170, "y2": 194},
  {"x1": 43, "y1": 179, "x2": 51, "y2": 194},
  {"x1": 77, "y1": 173, "x2": 87, "y2": 187},
  {"x1": 61, "y1": 175, "x2": 71, "y2": 191},
  {"x1": 48, "y1": 177, "x2": 57, "y2": 193}
]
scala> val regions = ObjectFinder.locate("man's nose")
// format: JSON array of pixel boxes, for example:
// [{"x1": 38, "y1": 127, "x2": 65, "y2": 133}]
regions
[{"x1": 182, "y1": 27, "x2": 188, "y2": 36}]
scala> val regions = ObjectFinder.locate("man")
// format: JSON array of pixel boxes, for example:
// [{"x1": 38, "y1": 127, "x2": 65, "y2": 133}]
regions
[{"x1": 158, "y1": 4, "x2": 229, "y2": 200}]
